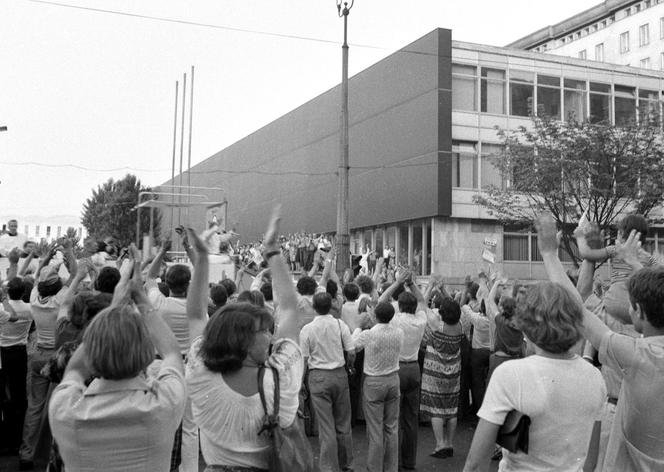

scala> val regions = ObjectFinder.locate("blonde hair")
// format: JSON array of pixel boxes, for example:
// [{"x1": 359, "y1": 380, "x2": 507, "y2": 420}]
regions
[{"x1": 83, "y1": 306, "x2": 155, "y2": 380}]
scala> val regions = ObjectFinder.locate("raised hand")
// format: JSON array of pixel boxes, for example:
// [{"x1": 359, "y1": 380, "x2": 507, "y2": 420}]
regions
[
  {"x1": 615, "y1": 229, "x2": 642, "y2": 267},
  {"x1": 535, "y1": 212, "x2": 560, "y2": 255},
  {"x1": 264, "y1": 205, "x2": 282, "y2": 249},
  {"x1": 186, "y1": 228, "x2": 209, "y2": 254}
]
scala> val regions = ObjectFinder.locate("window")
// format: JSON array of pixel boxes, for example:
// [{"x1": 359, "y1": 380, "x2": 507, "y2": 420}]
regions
[
  {"x1": 660, "y1": 17, "x2": 664, "y2": 38},
  {"x1": 503, "y1": 233, "x2": 529, "y2": 261},
  {"x1": 57, "y1": 226, "x2": 62, "y2": 238},
  {"x1": 639, "y1": 24, "x2": 650, "y2": 46},
  {"x1": 452, "y1": 64, "x2": 477, "y2": 111},
  {"x1": 452, "y1": 141, "x2": 478, "y2": 188},
  {"x1": 480, "y1": 68, "x2": 506, "y2": 114},
  {"x1": 595, "y1": 43, "x2": 604, "y2": 62},
  {"x1": 35, "y1": 225, "x2": 40, "y2": 237},
  {"x1": 578, "y1": 49, "x2": 587, "y2": 59},
  {"x1": 615, "y1": 85, "x2": 637, "y2": 125},
  {"x1": 564, "y1": 78, "x2": 587, "y2": 121},
  {"x1": 589, "y1": 82, "x2": 612, "y2": 123},
  {"x1": 620, "y1": 31, "x2": 630, "y2": 53},
  {"x1": 641, "y1": 57, "x2": 651, "y2": 68},
  {"x1": 509, "y1": 70, "x2": 534, "y2": 117},
  {"x1": 480, "y1": 143, "x2": 504, "y2": 189},
  {"x1": 638, "y1": 89, "x2": 660, "y2": 125},
  {"x1": 537, "y1": 75, "x2": 561, "y2": 119},
  {"x1": 46, "y1": 226, "x2": 51, "y2": 238}
]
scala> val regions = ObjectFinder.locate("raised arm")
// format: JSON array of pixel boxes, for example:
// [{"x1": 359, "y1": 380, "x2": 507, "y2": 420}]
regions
[
  {"x1": 485, "y1": 275, "x2": 505, "y2": 320},
  {"x1": 18, "y1": 249, "x2": 36, "y2": 277},
  {"x1": 60, "y1": 241, "x2": 78, "y2": 287},
  {"x1": 575, "y1": 229, "x2": 610, "y2": 262},
  {"x1": 378, "y1": 270, "x2": 408, "y2": 304},
  {"x1": 6, "y1": 248, "x2": 20, "y2": 280},
  {"x1": 185, "y1": 229, "x2": 209, "y2": 342},
  {"x1": 35, "y1": 242, "x2": 57, "y2": 280},
  {"x1": 147, "y1": 241, "x2": 170, "y2": 282},
  {"x1": 318, "y1": 247, "x2": 336, "y2": 288}
]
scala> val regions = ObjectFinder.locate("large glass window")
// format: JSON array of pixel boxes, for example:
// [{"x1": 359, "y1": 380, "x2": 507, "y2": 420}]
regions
[
  {"x1": 620, "y1": 31, "x2": 630, "y2": 53},
  {"x1": 412, "y1": 225, "x2": 423, "y2": 275},
  {"x1": 537, "y1": 75, "x2": 561, "y2": 119},
  {"x1": 615, "y1": 85, "x2": 637, "y2": 126},
  {"x1": 564, "y1": 78, "x2": 587, "y2": 121},
  {"x1": 481, "y1": 143, "x2": 504, "y2": 189},
  {"x1": 398, "y1": 224, "x2": 409, "y2": 269},
  {"x1": 638, "y1": 89, "x2": 660, "y2": 125},
  {"x1": 589, "y1": 82, "x2": 611, "y2": 123},
  {"x1": 452, "y1": 141, "x2": 478, "y2": 188},
  {"x1": 481, "y1": 68, "x2": 506, "y2": 114},
  {"x1": 503, "y1": 233, "x2": 528, "y2": 261},
  {"x1": 639, "y1": 24, "x2": 650, "y2": 46},
  {"x1": 452, "y1": 64, "x2": 477, "y2": 111},
  {"x1": 510, "y1": 70, "x2": 534, "y2": 117}
]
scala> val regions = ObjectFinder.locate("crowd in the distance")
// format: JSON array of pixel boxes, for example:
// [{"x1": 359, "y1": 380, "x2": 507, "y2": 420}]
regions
[{"x1": 0, "y1": 208, "x2": 662, "y2": 472}]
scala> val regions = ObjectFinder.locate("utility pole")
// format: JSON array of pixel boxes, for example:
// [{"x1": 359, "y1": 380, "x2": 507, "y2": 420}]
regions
[{"x1": 336, "y1": 0, "x2": 354, "y2": 274}]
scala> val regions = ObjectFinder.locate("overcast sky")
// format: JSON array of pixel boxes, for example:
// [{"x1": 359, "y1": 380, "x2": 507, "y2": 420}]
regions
[{"x1": 0, "y1": 0, "x2": 602, "y2": 220}]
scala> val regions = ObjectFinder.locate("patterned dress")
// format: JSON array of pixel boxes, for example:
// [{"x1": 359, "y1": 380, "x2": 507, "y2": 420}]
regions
[{"x1": 419, "y1": 323, "x2": 464, "y2": 419}]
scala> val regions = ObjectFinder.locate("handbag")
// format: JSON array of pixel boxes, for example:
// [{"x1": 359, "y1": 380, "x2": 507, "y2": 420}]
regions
[
  {"x1": 496, "y1": 410, "x2": 530, "y2": 454},
  {"x1": 257, "y1": 366, "x2": 314, "y2": 472}
]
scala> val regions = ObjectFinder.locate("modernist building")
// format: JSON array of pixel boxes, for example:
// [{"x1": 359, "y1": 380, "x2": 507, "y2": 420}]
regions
[
  {"x1": 163, "y1": 28, "x2": 664, "y2": 283},
  {"x1": 509, "y1": 0, "x2": 664, "y2": 69}
]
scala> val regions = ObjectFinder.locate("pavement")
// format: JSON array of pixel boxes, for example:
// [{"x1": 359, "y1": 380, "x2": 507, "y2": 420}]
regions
[{"x1": 0, "y1": 418, "x2": 500, "y2": 471}]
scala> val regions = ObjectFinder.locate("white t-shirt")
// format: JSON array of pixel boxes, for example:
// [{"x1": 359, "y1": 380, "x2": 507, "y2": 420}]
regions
[
  {"x1": 0, "y1": 232, "x2": 27, "y2": 257},
  {"x1": 479, "y1": 354, "x2": 606, "y2": 472},
  {"x1": 390, "y1": 310, "x2": 427, "y2": 362},
  {"x1": 148, "y1": 287, "x2": 190, "y2": 355},
  {"x1": 30, "y1": 286, "x2": 67, "y2": 349},
  {"x1": 0, "y1": 300, "x2": 33, "y2": 347}
]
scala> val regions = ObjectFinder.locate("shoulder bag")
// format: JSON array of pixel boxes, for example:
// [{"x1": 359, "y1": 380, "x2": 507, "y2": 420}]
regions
[
  {"x1": 496, "y1": 409, "x2": 530, "y2": 454},
  {"x1": 257, "y1": 366, "x2": 314, "y2": 472}
]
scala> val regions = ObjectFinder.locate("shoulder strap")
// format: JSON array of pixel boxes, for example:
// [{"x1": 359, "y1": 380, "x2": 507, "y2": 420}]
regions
[
  {"x1": 257, "y1": 366, "x2": 280, "y2": 419},
  {"x1": 337, "y1": 319, "x2": 345, "y2": 351},
  {"x1": 257, "y1": 366, "x2": 268, "y2": 415}
]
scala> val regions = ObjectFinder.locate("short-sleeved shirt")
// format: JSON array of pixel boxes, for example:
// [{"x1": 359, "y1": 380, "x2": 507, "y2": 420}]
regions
[
  {"x1": 341, "y1": 300, "x2": 360, "y2": 332},
  {"x1": 461, "y1": 305, "x2": 492, "y2": 350},
  {"x1": 296, "y1": 295, "x2": 316, "y2": 329},
  {"x1": 49, "y1": 364, "x2": 186, "y2": 472},
  {"x1": 186, "y1": 337, "x2": 303, "y2": 469},
  {"x1": 390, "y1": 311, "x2": 427, "y2": 362},
  {"x1": 479, "y1": 355, "x2": 605, "y2": 471},
  {"x1": 148, "y1": 287, "x2": 190, "y2": 355},
  {"x1": 30, "y1": 286, "x2": 67, "y2": 349},
  {"x1": 599, "y1": 332, "x2": 664, "y2": 470},
  {"x1": 0, "y1": 300, "x2": 33, "y2": 347},
  {"x1": 352, "y1": 323, "x2": 403, "y2": 376},
  {"x1": 300, "y1": 315, "x2": 354, "y2": 370}
]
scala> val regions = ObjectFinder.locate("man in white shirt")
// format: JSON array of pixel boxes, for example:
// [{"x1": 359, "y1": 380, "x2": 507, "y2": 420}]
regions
[
  {"x1": 0, "y1": 220, "x2": 27, "y2": 258},
  {"x1": 352, "y1": 302, "x2": 404, "y2": 472},
  {"x1": 300, "y1": 293, "x2": 355, "y2": 472},
  {"x1": 0, "y1": 278, "x2": 33, "y2": 455}
]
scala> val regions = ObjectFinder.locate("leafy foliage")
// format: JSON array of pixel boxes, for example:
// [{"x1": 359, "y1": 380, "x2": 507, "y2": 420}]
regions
[
  {"x1": 473, "y1": 116, "x2": 664, "y2": 262},
  {"x1": 81, "y1": 174, "x2": 160, "y2": 248}
]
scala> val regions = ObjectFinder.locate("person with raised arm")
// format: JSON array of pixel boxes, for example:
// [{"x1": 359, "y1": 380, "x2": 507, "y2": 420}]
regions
[{"x1": 184, "y1": 206, "x2": 306, "y2": 471}]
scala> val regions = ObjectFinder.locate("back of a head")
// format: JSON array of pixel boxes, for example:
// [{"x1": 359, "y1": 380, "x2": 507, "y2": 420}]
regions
[
  {"x1": 355, "y1": 275, "x2": 374, "y2": 295},
  {"x1": 358, "y1": 297, "x2": 373, "y2": 314},
  {"x1": 375, "y1": 301, "x2": 395, "y2": 323},
  {"x1": 439, "y1": 297, "x2": 461, "y2": 325},
  {"x1": 37, "y1": 274, "x2": 63, "y2": 298},
  {"x1": 397, "y1": 291, "x2": 417, "y2": 314},
  {"x1": 628, "y1": 267, "x2": 664, "y2": 329},
  {"x1": 83, "y1": 306, "x2": 155, "y2": 380},
  {"x1": 326, "y1": 279, "x2": 338, "y2": 299},
  {"x1": 210, "y1": 284, "x2": 228, "y2": 307},
  {"x1": 70, "y1": 291, "x2": 94, "y2": 328},
  {"x1": 391, "y1": 283, "x2": 405, "y2": 302},
  {"x1": 260, "y1": 282, "x2": 273, "y2": 302},
  {"x1": 468, "y1": 281, "x2": 480, "y2": 300},
  {"x1": 343, "y1": 282, "x2": 360, "y2": 302},
  {"x1": 7, "y1": 277, "x2": 25, "y2": 301},
  {"x1": 166, "y1": 264, "x2": 191, "y2": 293},
  {"x1": 85, "y1": 293, "x2": 113, "y2": 324},
  {"x1": 313, "y1": 292, "x2": 332, "y2": 315},
  {"x1": 296, "y1": 276, "x2": 317, "y2": 296},
  {"x1": 201, "y1": 302, "x2": 274, "y2": 373},
  {"x1": 22, "y1": 278, "x2": 34, "y2": 303},
  {"x1": 619, "y1": 214, "x2": 649, "y2": 244},
  {"x1": 499, "y1": 296, "x2": 517, "y2": 319},
  {"x1": 516, "y1": 282, "x2": 582, "y2": 354},
  {"x1": 237, "y1": 290, "x2": 265, "y2": 307},
  {"x1": 219, "y1": 279, "x2": 236, "y2": 297},
  {"x1": 95, "y1": 266, "x2": 121, "y2": 294}
]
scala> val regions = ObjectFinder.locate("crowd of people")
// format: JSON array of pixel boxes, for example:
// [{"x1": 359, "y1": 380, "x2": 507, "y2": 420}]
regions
[{"x1": 0, "y1": 209, "x2": 662, "y2": 472}]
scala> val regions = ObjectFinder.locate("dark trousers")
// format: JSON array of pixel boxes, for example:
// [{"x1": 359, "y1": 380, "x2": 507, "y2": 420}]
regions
[
  {"x1": 0, "y1": 345, "x2": 28, "y2": 450},
  {"x1": 470, "y1": 347, "x2": 491, "y2": 413},
  {"x1": 398, "y1": 362, "x2": 420, "y2": 469},
  {"x1": 458, "y1": 336, "x2": 472, "y2": 419},
  {"x1": 348, "y1": 350, "x2": 364, "y2": 426}
]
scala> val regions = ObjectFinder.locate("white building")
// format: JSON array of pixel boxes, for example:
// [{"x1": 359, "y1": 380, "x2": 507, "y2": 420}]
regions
[
  {"x1": 0, "y1": 215, "x2": 86, "y2": 244},
  {"x1": 508, "y1": 0, "x2": 664, "y2": 70}
]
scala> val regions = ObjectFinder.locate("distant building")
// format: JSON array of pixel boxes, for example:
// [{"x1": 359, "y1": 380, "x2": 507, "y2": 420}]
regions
[
  {"x1": 508, "y1": 0, "x2": 664, "y2": 69},
  {"x1": 163, "y1": 28, "x2": 664, "y2": 283},
  {"x1": 0, "y1": 216, "x2": 86, "y2": 244}
]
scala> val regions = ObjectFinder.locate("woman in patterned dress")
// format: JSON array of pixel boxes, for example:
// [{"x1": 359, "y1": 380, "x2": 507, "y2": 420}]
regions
[{"x1": 420, "y1": 296, "x2": 465, "y2": 459}]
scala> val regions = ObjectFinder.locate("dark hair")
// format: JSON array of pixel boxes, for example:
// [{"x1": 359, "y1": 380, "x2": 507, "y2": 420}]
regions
[
  {"x1": 342, "y1": 283, "x2": 360, "y2": 301},
  {"x1": 500, "y1": 296, "x2": 517, "y2": 319},
  {"x1": 157, "y1": 282, "x2": 170, "y2": 297},
  {"x1": 201, "y1": 303, "x2": 274, "y2": 373},
  {"x1": 70, "y1": 292, "x2": 94, "y2": 328},
  {"x1": 296, "y1": 276, "x2": 317, "y2": 296},
  {"x1": 628, "y1": 267, "x2": 664, "y2": 329},
  {"x1": 516, "y1": 282, "x2": 583, "y2": 354},
  {"x1": 391, "y1": 283, "x2": 405, "y2": 302},
  {"x1": 37, "y1": 279, "x2": 62, "y2": 298},
  {"x1": 85, "y1": 293, "x2": 113, "y2": 324},
  {"x1": 219, "y1": 279, "x2": 237, "y2": 297},
  {"x1": 22, "y1": 278, "x2": 33, "y2": 303},
  {"x1": 165, "y1": 264, "x2": 191, "y2": 293},
  {"x1": 313, "y1": 292, "x2": 332, "y2": 315},
  {"x1": 397, "y1": 291, "x2": 417, "y2": 314},
  {"x1": 7, "y1": 277, "x2": 25, "y2": 300},
  {"x1": 430, "y1": 292, "x2": 445, "y2": 309},
  {"x1": 439, "y1": 297, "x2": 461, "y2": 325},
  {"x1": 326, "y1": 280, "x2": 338, "y2": 299},
  {"x1": 237, "y1": 290, "x2": 265, "y2": 307},
  {"x1": 210, "y1": 284, "x2": 228, "y2": 306},
  {"x1": 358, "y1": 297, "x2": 373, "y2": 314},
  {"x1": 260, "y1": 282, "x2": 273, "y2": 302},
  {"x1": 468, "y1": 282, "x2": 480, "y2": 300},
  {"x1": 618, "y1": 214, "x2": 649, "y2": 244},
  {"x1": 374, "y1": 301, "x2": 395, "y2": 323},
  {"x1": 95, "y1": 267, "x2": 121, "y2": 294},
  {"x1": 355, "y1": 275, "x2": 374, "y2": 295}
]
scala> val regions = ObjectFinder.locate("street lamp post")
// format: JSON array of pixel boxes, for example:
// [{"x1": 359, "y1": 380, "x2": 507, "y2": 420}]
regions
[{"x1": 336, "y1": 0, "x2": 353, "y2": 274}]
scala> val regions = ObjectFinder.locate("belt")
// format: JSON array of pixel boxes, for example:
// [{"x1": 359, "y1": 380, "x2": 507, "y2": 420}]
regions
[
  {"x1": 399, "y1": 360, "x2": 418, "y2": 364},
  {"x1": 607, "y1": 397, "x2": 618, "y2": 406}
]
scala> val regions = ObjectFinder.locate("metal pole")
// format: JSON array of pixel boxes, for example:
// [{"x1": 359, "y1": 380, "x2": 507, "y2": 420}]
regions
[
  {"x1": 171, "y1": 81, "x2": 179, "y2": 232},
  {"x1": 336, "y1": 1, "x2": 353, "y2": 274},
  {"x1": 187, "y1": 66, "x2": 195, "y2": 218},
  {"x1": 178, "y1": 73, "x2": 187, "y2": 227}
]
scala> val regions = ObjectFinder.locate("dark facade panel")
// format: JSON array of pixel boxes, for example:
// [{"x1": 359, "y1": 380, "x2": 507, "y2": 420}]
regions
[{"x1": 437, "y1": 28, "x2": 453, "y2": 216}]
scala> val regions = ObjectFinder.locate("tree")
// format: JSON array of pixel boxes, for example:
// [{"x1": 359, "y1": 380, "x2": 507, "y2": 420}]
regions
[
  {"x1": 82, "y1": 174, "x2": 160, "y2": 248},
  {"x1": 473, "y1": 116, "x2": 664, "y2": 263}
]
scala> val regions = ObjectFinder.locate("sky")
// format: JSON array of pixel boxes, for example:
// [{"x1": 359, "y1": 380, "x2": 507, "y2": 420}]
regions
[{"x1": 0, "y1": 0, "x2": 603, "y2": 221}]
